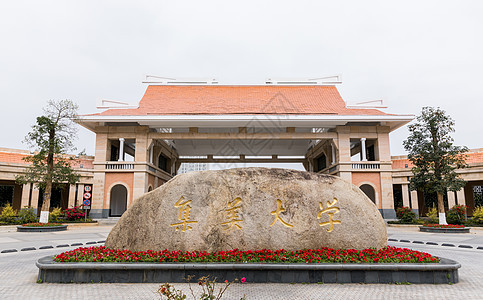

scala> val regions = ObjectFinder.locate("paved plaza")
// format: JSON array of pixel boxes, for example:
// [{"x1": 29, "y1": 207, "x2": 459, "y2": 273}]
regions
[{"x1": 1, "y1": 225, "x2": 483, "y2": 299}]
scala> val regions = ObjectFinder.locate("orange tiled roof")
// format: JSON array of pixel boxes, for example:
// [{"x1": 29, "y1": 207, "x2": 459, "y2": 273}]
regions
[
  {"x1": 95, "y1": 85, "x2": 392, "y2": 116},
  {"x1": 0, "y1": 150, "x2": 94, "y2": 169},
  {"x1": 392, "y1": 150, "x2": 483, "y2": 169},
  {"x1": 0, "y1": 152, "x2": 31, "y2": 164}
]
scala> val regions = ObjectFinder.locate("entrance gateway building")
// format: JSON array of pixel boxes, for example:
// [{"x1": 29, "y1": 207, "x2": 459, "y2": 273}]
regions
[{"x1": 76, "y1": 76, "x2": 414, "y2": 219}]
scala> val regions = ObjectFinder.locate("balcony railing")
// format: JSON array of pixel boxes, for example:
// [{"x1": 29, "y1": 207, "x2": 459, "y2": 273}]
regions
[
  {"x1": 351, "y1": 162, "x2": 380, "y2": 170},
  {"x1": 105, "y1": 163, "x2": 134, "y2": 170}
]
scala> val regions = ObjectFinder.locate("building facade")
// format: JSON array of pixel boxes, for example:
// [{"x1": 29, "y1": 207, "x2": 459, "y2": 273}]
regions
[
  {"x1": 75, "y1": 77, "x2": 414, "y2": 219},
  {"x1": 0, "y1": 147, "x2": 94, "y2": 214},
  {"x1": 392, "y1": 148, "x2": 483, "y2": 217}
]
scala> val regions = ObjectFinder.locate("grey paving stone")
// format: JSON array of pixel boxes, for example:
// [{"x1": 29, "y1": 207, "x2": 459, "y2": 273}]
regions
[
  {"x1": 252, "y1": 270, "x2": 268, "y2": 283},
  {"x1": 280, "y1": 270, "x2": 294, "y2": 283},
  {"x1": 405, "y1": 270, "x2": 420, "y2": 284},
  {"x1": 267, "y1": 270, "x2": 282, "y2": 283},
  {"x1": 364, "y1": 271, "x2": 379, "y2": 283},
  {"x1": 434, "y1": 271, "x2": 450, "y2": 284},
  {"x1": 378, "y1": 271, "x2": 393, "y2": 283},
  {"x1": 391, "y1": 271, "x2": 407, "y2": 283},
  {"x1": 308, "y1": 270, "x2": 323, "y2": 283},
  {"x1": 322, "y1": 270, "x2": 337, "y2": 283},
  {"x1": 336, "y1": 271, "x2": 351, "y2": 283},
  {"x1": 350, "y1": 271, "x2": 365, "y2": 283},
  {"x1": 420, "y1": 271, "x2": 434, "y2": 284}
]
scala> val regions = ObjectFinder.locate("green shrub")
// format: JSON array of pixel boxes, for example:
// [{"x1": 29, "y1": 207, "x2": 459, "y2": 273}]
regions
[
  {"x1": 396, "y1": 206, "x2": 417, "y2": 223},
  {"x1": 49, "y1": 207, "x2": 64, "y2": 222},
  {"x1": 447, "y1": 205, "x2": 466, "y2": 225},
  {"x1": 472, "y1": 206, "x2": 483, "y2": 224},
  {"x1": 18, "y1": 207, "x2": 38, "y2": 224},
  {"x1": 0, "y1": 203, "x2": 17, "y2": 223},
  {"x1": 426, "y1": 205, "x2": 439, "y2": 224}
]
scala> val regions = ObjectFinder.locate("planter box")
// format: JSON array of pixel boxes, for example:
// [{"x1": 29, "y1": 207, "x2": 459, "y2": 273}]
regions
[
  {"x1": 17, "y1": 225, "x2": 68, "y2": 232},
  {"x1": 419, "y1": 226, "x2": 470, "y2": 233},
  {"x1": 36, "y1": 256, "x2": 460, "y2": 284}
]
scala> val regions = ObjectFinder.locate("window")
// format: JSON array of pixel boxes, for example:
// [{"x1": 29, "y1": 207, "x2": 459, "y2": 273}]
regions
[{"x1": 158, "y1": 154, "x2": 169, "y2": 172}]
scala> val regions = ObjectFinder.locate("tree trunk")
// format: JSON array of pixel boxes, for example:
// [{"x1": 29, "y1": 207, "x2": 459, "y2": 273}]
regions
[
  {"x1": 437, "y1": 192, "x2": 447, "y2": 225},
  {"x1": 40, "y1": 127, "x2": 55, "y2": 223},
  {"x1": 40, "y1": 182, "x2": 52, "y2": 223}
]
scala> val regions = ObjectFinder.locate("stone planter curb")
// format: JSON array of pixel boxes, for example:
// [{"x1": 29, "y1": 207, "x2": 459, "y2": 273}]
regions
[
  {"x1": 419, "y1": 226, "x2": 470, "y2": 233},
  {"x1": 17, "y1": 225, "x2": 68, "y2": 232},
  {"x1": 36, "y1": 256, "x2": 460, "y2": 284},
  {"x1": 60, "y1": 222, "x2": 98, "y2": 227}
]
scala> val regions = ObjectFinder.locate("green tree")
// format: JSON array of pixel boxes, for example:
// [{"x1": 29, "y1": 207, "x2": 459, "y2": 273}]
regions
[
  {"x1": 16, "y1": 100, "x2": 80, "y2": 223},
  {"x1": 403, "y1": 107, "x2": 468, "y2": 224}
]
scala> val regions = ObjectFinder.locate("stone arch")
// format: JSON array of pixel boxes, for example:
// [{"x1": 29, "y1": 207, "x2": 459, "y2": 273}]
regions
[
  {"x1": 148, "y1": 185, "x2": 153, "y2": 192},
  {"x1": 359, "y1": 183, "x2": 378, "y2": 205},
  {"x1": 108, "y1": 183, "x2": 129, "y2": 217}
]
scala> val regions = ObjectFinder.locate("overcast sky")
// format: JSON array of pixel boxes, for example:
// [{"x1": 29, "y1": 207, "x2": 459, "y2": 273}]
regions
[{"x1": 1, "y1": 0, "x2": 482, "y2": 161}]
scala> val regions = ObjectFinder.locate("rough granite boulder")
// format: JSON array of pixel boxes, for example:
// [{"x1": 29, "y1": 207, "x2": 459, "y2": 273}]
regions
[{"x1": 105, "y1": 168, "x2": 387, "y2": 251}]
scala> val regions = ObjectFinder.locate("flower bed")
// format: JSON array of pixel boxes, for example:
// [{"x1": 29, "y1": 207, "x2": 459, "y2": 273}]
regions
[
  {"x1": 64, "y1": 207, "x2": 85, "y2": 221},
  {"x1": 423, "y1": 224, "x2": 465, "y2": 228},
  {"x1": 22, "y1": 222, "x2": 63, "y2": 227},
  {"x1": 54, "y1": 246, "x2": 439, "y2": 264}
]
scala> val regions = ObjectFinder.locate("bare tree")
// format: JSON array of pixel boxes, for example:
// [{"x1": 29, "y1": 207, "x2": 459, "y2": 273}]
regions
[{"x1": 16, "y1": 100, "x2": 80, "y2": 223}]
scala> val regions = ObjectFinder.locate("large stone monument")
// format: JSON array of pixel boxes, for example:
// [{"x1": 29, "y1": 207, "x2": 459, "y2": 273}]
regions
[{"x1": 106, "y1": 168, "x2": 387, "y2": 251}]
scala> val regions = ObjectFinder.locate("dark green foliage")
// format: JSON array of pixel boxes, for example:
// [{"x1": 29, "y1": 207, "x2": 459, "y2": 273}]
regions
[
  {"x1": 403, "y1": 107, "x2": 468, "y2": 221},
  {"x1": 396, "y1": 207, "x2": 417, "y2": 223},
  {"x1": 446, "y1": 205, "x2": 466, "y2": 225},
  {"x1": 403, "y1": 107, "x2": 468, "y2": 195}
]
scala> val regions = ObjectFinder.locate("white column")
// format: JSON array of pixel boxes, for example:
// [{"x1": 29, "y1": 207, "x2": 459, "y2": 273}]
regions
[
  {"x1": 68, "y1": 184, "x2": 77, "y2": 208},
  {"x1": 331, "y1": 143, "x2": 336, "y2": 164},
  {"x1": 20, "y1": 184, "x2": 30, "y2": 208},
  {"x1": 402, "y1": 184, "x2": 410, "y2": 207},
  {"x1": 118, "y1": 138, "x2": 125, "y2": 161},
  {"x1": 456, "y1": 189, "x2": 466, "y2": 205},
  {"x1": 76, "y1": 184, "x2": 84, "y2": 207},
  {"x1": 447, "y1": 191, "x2": 456, "y2": 209},
  {"x1": 31, "y1": 185, "x2": 40, "y2": 209},
  {"x1": 360, "y1": 138, "x2": 367, "y2": 161},
  {"x1": 149, "y1": 144, "x2": 154, "y2": 164},
  {"x1": 410, "y1": 190, "x2": 419, "y2": 211}
]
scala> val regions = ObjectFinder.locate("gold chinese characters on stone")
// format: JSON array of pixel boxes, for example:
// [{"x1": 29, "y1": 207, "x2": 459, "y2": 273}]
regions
[
  {"x1": 270, "y1": 199, "x2": 294, "y2": 228},
  {"x1": 221, "y1": 197, "x2": 244, "y2": 231},
  {"x1": 170, "y1": 196, "x2": 198, "y2": 232},
  {"x1": 317, "y1": 197, "x2": 341, "y2": 232}
]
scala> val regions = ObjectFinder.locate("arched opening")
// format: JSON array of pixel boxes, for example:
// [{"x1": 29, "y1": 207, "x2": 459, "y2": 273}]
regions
[
  {"x1": 360, "y1": 184, "x2": 376, "y2": 204},
  {"x1": 109, "y1": 184, "x2": 127, "y2": 217},
  {"x1": 148, "y1": 186, "x2": 153, "y2": 192}
]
